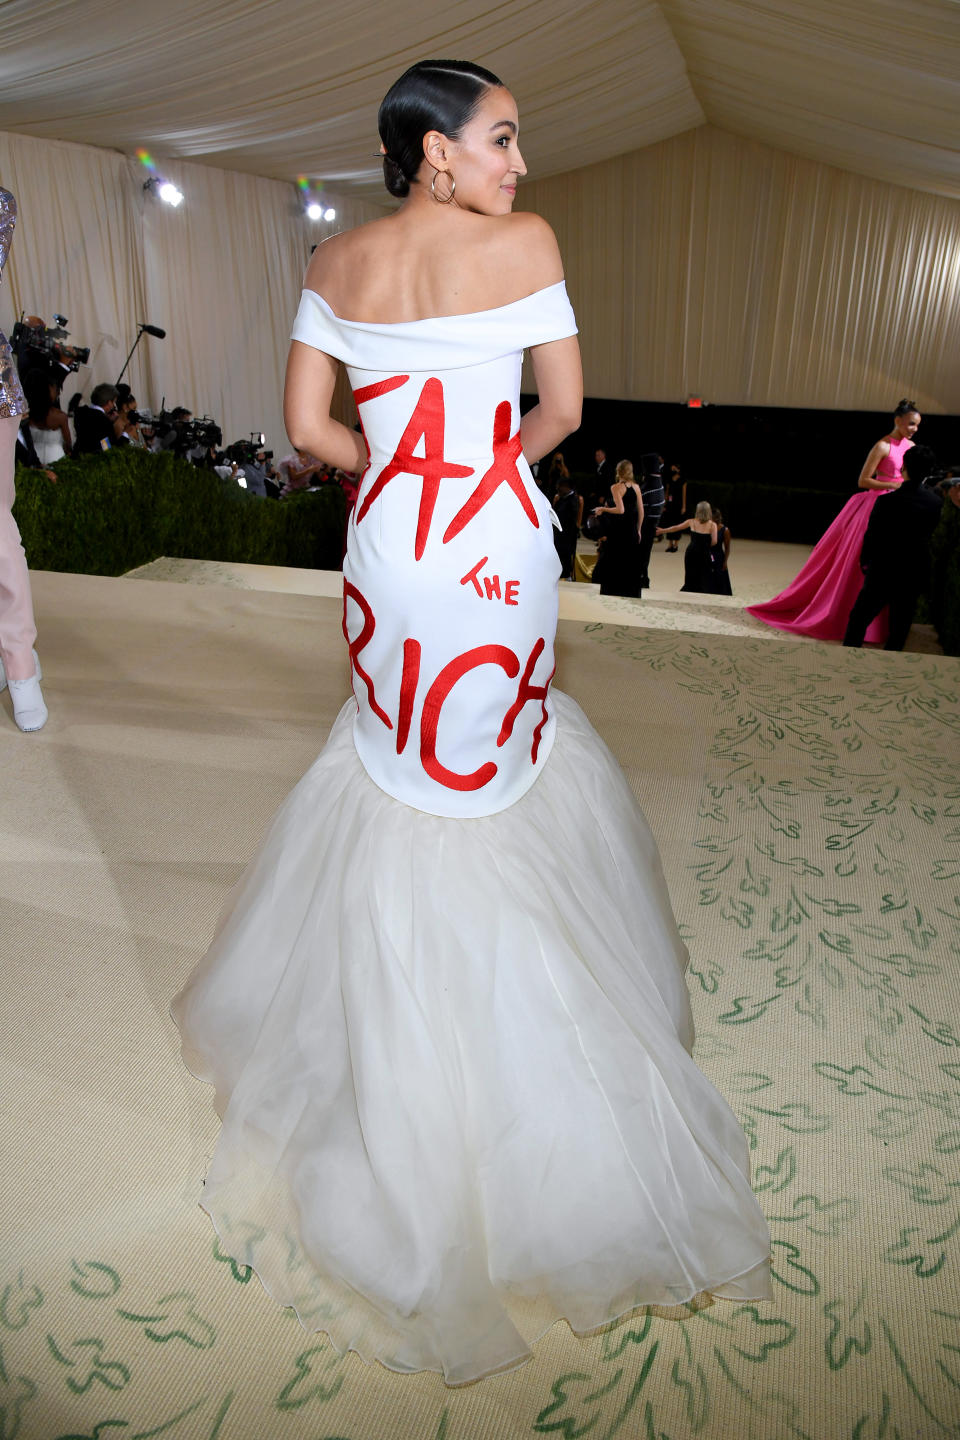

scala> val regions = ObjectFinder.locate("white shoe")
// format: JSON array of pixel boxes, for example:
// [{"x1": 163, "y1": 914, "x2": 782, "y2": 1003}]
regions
[
  {"x1": 0, "y1": 648, "x2": 42, "y2": 691},
  {"x1": 1, "y1": 652, "x2": 48, "y2": 732}
]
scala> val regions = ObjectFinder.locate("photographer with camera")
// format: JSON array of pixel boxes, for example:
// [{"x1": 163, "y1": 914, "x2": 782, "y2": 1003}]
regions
[
  {"x1": 242, "y1": 447, "x2": 278, "y2": 497},
  {"x1": 158, "y1": 406, "x2": 193, "y2": 456},
  {"x1": 73, "y1": 382, "x2": 125, "y2": 456},
  {"x1": 220, "y1": 437, "x2": 277, "y2": 496},
  {"x1": 156, "y1": 407, "x2": 223, "y2": 463},
  {"x1": 115, "y1": 386, "x2": 146, "y2": 448},
  {"x1": 13, "y1": 312, "x2": 89, "y2": 392}
]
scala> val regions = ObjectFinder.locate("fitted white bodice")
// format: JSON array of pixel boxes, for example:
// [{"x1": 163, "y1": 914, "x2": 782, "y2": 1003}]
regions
[
  {"x1": 291, "y1": 282, "x2": 578, "y2": 817},
  {"x1": 29, "y1": 425, "x2": 66, "y2": 465}
]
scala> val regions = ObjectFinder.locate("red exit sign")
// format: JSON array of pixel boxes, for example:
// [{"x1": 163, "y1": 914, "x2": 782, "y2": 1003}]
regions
[{"x1": 686, "y1": 396, "x2": 704, "y2": 409}]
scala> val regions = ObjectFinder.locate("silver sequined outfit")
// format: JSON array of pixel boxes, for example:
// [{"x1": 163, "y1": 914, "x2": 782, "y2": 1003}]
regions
[{"x1": 0, "y1": 188, "x2": 27, "y2": 419}]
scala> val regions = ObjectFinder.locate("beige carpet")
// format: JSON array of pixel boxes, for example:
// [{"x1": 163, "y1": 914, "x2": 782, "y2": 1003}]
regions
[
  {"x1": 2, "y1": 569, "x2": 959, "y2": 1440},
  {"x1": 126, "y1": 546, "x2": 942, "y2": 653}
]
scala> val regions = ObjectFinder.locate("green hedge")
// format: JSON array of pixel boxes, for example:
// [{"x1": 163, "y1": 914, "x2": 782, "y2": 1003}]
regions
[{"x1": 13, "y1": 448, "x2": 346, "y2": 576}]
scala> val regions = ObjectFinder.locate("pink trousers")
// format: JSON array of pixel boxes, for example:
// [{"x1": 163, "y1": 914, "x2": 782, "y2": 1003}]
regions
[{"x1": 0, "y1": 415, "x2": 39, "y2": 681}]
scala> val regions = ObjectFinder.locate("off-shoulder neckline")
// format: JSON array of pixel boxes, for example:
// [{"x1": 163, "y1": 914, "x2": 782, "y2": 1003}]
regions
[{"x1": 304, "y1": 280, "x2": 567, "y2": 328}]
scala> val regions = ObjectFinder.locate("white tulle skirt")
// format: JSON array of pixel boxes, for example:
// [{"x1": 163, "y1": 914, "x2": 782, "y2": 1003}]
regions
[{"x1": 172, "y1": 690, "x2": 771, "y2": 1383}]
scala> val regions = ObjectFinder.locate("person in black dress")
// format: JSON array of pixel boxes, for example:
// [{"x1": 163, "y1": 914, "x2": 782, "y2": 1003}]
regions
[
  {"x1": 657, "y1": 500, "x2": 717, "y2": 593},
  {"x1": 660, "y1": 463, "x2": 686, "y2": 551},
  {"x1": 542, "y1": 450, "x2": 569, "y2": 501},
  {"x1": 710, "y1": 506, "x2": 732, "y2": 595},
  {"x1": 592, "y1": 459, "x2": 643, "y2": 597}
]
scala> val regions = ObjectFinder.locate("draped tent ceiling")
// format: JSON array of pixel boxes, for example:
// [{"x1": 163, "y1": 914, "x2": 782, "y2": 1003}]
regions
[
  {"x1": 1, "y1": 0, "x2": 959, "y2": 431},
  {"x1": 1, "y1": 0, "x2": 958, "y2": 201}
]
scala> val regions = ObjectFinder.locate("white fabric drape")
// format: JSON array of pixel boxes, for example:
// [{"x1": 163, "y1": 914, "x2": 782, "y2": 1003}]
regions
[
  {"x1": 658, "y1": 0, "x2": 960, "y2": 203},
  {"x1": 518, "y1": 125, "x2": 960, "y2": 413},
  {"x1": 4, "y1": 121, "x2": 959, "y2": 424},
  {"x1": 0, "y1": 131, "x2": 385, "y2": 450},
  {"x1": 0, "y1": 0, "x2": 702, "y2": 199},
  {"x1": 0, "y1": 136, "x2": 145, "y2": 404},
  {"x1": 1, "y1": 2, "x2": 957, "y2": 202}
]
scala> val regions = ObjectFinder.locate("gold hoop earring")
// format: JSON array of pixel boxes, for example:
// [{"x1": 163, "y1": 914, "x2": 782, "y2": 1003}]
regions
[{"x1": 431, "y1": 169, "x2": 456, "y2": 204}]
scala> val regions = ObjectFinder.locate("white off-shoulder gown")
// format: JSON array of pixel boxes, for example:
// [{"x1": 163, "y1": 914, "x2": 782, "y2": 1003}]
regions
[{"x1": 171, "y1": 282, "x2": 771, "y2": 1384}]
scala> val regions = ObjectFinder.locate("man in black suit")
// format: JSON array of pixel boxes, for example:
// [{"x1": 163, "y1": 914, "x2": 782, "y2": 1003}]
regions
[
  {"x1": 843, "y1": 444, "x2": 943, "y2": 651},
  {"x1": 593, "y1": 447, "x2": 613, "y2": 508},
  {"x1": 552, "y1": 474, "x2": 579, "y2": 579},
  {"x1": 73, "y1": 383, "x2": 122, "y2": 456},
  {"x1": 637, "y1": 452, "x2": 665, "y2": 589}
]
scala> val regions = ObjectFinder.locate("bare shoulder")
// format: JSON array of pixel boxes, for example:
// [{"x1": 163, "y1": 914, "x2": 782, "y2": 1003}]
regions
[
  {"x1": 497, "y1": 212, "x2": 563, "y2": 282},
  {"x1": 503, "y1": 210, "x2": 557, "y2": 243},
  {"x1": 453, "y1": 212, "x2": 564, "y2": 307},
  {"x1": 303, "y1": 216, "x2": 394, "y2": 295}
]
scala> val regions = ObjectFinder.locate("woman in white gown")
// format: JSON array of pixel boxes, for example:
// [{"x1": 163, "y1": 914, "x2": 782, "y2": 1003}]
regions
[{"x1": 172, "y1": 59, "x2": 771, "y2": 1385}]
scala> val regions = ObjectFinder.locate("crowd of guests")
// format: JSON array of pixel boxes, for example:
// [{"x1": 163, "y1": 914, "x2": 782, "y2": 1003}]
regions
[
  {"x1": 15, "y1": 362, "x2": 185, "y2": 470},
  {"x1": 18, "y1": 370, "x2": 956, "y2": 655},
  {"x1": 13, "y1": 358, "x2": 354, "y2": 509},
  {"x1": 538, "y1": 445, "x2": 732, "y2": 599}
]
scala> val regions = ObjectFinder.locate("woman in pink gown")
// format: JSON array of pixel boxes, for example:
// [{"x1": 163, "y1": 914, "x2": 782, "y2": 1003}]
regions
[{"x1": 747, "y1": 399, "x2": 921, "y2": 643}]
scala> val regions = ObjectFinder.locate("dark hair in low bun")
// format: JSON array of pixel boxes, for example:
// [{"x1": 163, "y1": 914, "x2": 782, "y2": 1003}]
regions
[
  {"x1": 378, "y1": 59, "x2": 503, "y2": 199},
  {"x1": 381, "y1": 154, "x2": 410, "y2": 199},
  {"x1": 894, "y1": 398, "x2": 919, "y2": 416}
]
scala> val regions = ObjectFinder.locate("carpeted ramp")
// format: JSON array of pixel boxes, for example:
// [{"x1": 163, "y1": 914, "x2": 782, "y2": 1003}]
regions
[{"x1": 2, "y1": 569, "x2": 959, "y2": 1440}]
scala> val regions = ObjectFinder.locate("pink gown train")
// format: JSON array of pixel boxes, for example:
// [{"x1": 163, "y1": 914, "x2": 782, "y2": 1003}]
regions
[{"x1": 746, "y1": 434, "x2": 913, "y2": 643}]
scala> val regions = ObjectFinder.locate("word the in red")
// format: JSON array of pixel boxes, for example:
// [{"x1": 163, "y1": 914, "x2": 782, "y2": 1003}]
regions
[{"x1": 459, "y1": 557, "x2": 520, "y2": 606}]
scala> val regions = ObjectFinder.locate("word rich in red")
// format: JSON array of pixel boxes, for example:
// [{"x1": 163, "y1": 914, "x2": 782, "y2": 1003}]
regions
[{"x1": 343, "y1": 581, "x2": 554, "y2": 793}]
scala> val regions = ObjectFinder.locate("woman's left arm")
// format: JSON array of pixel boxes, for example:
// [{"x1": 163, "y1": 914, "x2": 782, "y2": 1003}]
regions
[
  {"x1": 513, "y1": 214, "x2": 582, "y2": 464},
  {"x1": 521, "y1": 337, "x2": 582, "y2": 463},
  {"x1": 284, "y1": 343, "x2": 368, "y2": 473},
  {"x1": 595, "y1": 482, "x2": 625, "y2": 515}
]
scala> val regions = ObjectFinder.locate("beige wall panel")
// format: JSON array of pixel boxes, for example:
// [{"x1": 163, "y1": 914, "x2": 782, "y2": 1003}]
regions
[
  {"x1": 0, "y1": 134, "x2": 146, "y2": 398},
  {"x1": 0, "y1": 130, "x2": 385, "y2": 451},
  {"x1": 519, "y1": 125, "x2": 960, "y2": 412}
]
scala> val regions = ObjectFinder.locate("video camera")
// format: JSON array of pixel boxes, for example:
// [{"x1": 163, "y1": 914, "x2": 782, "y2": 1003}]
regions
[
  {"x1": 156, "y1": 408, "x2": 223, "y2": 452},
  {"x1": 225, "y1": 437, "x2": 273, "y2": 465},
  {"x1": 12, "y1": 312, "x2": 91, "y2": 374}
]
